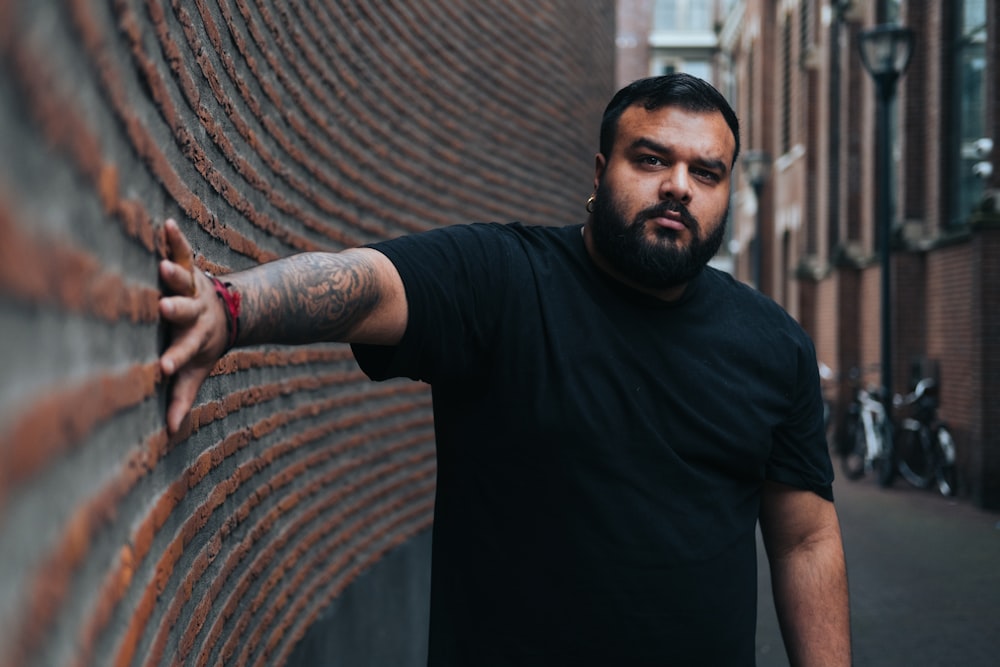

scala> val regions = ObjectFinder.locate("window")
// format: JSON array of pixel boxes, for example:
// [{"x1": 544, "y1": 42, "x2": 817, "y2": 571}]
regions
[
  {"x1": 680, "y1": 59, "x2": 712, "y2": 82},
  {"x1": 951, "y1": 0, "x2": 988, "y2": 224},
  {"x1": 654, "y1": 0, "x2": 677, "y2": 30},
  {"x1": 652, "y1": 58, "x2": 712, "y2": 82},
  {"x1": 649, "y1": 0, "x2": 718, "y2": 84},
  {"x1": 653, "y1": 0, "x2": 713, "y2": 32}
]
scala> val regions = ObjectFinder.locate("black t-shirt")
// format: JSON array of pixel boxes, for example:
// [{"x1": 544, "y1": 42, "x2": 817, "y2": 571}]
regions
[{"x1": 353, "y1": 223, "x2": 833, "y2": 666}]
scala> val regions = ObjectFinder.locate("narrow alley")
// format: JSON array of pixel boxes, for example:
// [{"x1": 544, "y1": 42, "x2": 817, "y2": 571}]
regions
[{"x1": 757, "y1": 476, "x2": 1000, "y2": 666}]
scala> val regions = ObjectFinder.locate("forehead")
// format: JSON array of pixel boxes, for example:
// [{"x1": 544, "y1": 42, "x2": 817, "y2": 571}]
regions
[{"x1": 613, "y1": 104, "x2": 736, "y2": 164}]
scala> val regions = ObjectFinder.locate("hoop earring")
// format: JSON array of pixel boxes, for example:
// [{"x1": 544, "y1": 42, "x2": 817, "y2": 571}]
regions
[{"x1": 586, "y1": 194, "x2": 596, "y2": 213}]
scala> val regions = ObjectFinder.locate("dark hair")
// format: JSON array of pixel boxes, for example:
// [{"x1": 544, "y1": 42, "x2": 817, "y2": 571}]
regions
[{"x1": 599, "y1": 73, "x2": 741, "y2": 167}]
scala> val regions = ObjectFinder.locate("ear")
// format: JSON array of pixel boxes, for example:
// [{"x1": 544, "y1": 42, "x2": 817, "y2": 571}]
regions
[{"x1": 593, "y1": 153, "x2": 607, "y2": 191}]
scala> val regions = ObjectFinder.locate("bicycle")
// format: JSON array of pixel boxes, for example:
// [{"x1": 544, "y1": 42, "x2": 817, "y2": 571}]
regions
[
  {"x1": 892, "y1": 378, "x2": 958, "y2": 496},
  {"x1": 841, "y1": 383, "x2": 895, "y2": 487}
]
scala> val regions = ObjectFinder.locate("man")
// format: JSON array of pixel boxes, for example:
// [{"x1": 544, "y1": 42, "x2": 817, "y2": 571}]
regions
[{"x1": 159, "y1": 74, "x2": 850, "y2": 665}]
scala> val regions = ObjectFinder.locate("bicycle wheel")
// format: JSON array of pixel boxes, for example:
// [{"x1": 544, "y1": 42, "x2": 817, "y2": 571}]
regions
[
  {"x1": 934, "y1": 426, "x2": 958, "y2": 497},
  {"x1": 841, "y1": 416, "x2": 867, "y2": 480},
  {"x1": 896, "y1": 421, "x2": 934, "y2": 489},
  {"x1": 874, "y1": 418, "x2": 895, "y2": 488}
]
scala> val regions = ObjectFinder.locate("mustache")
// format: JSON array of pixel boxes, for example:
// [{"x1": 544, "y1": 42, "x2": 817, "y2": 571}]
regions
[{"x1": 635, "y1": 200, "x2": 699, "y2": 230}]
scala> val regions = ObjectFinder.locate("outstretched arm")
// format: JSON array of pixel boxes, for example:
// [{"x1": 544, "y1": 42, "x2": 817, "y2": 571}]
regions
[
  {"x1": 158, "y1": 218, "x2": 407, "y2": 434},
  {"x1": 759, "y1": 481, "x2": 852, "y2": 667}
]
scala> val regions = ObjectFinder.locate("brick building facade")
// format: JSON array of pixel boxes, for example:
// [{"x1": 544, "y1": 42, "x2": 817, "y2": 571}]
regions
[{"x1": 722, "y1": 0, "x2": 1000, "y2": 508}]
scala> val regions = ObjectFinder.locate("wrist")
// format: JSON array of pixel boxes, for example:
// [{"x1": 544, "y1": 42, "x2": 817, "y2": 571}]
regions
[{"x1": 205, "y1": 273, "x2": 241, "y2": 351}]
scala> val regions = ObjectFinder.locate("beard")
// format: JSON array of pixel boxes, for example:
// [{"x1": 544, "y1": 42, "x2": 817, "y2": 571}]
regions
[{"x1": 589, "y1": 181, "x2": 728, "y2": 290}]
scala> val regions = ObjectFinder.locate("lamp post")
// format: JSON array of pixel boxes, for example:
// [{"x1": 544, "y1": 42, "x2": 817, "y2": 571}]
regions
[
  {"x1": 742, "y1": 150, "x2": 771, "y2": 289},
  {"x1": 858, "y1": 24, "x2": 914, "y2": 405}
]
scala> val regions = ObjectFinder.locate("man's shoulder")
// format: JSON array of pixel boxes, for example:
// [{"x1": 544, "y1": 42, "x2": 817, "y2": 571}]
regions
[
  {"x1": 367, "y1": 222, "x2": 585, "y2": 291},
  {"x1": 701, "y1": 267, "x2": 812, "y2": 338},
  {"x1": 469, "y1": 221, "x2": 582, "y2": 242},
  {"x1": 701, "y1": 265, "x2": 761, "y2": 298},
  {"x1": 380, "y1": 221, "x2": 580, "y2": 247},
  {"x1": 424, "y1": 221, "x2": 585, "y2": 263}
]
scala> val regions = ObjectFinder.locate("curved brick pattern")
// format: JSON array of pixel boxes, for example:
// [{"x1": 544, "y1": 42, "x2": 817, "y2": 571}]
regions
[{"x1": 0, "y1": 0, "x2": 613, "y2": 665}]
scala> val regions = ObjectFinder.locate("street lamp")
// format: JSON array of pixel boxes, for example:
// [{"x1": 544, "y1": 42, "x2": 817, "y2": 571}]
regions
[
  {"x1": 742, "y1": 150, "x2": 770, "y2": 289},
  {"x1": 858, "y1": 24, "x2": 914, "y2": 406}
]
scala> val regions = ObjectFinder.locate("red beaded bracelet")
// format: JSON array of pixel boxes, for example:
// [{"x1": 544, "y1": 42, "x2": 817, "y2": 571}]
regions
[{"x1": 206, "y1": 274, "x2": 241, "y2": 350}]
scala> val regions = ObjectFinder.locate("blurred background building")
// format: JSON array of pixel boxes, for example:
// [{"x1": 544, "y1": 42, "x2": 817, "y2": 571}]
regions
[{"x1": 617, "y1": 0, "x2": 999, "y2": 511}]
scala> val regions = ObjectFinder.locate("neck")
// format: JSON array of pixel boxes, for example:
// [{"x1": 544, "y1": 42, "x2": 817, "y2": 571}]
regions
[{"x1": 581, "y1": 221, "x2": 689, "y2": 302}]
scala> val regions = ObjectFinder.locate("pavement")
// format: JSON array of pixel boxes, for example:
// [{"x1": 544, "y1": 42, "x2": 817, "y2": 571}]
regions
[{"x1": 754, "y1": 475, "x2": 1000, "y2": 666}]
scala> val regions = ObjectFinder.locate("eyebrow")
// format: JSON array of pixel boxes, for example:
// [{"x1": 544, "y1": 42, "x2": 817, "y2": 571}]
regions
[{"x1": 628, "y1": 137, "x2": 730, "y2": 176}]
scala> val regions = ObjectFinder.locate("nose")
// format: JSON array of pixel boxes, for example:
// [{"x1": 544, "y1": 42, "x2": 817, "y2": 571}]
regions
[{"x1": 660, "y1": 166, "x2": 692, "y2": 204}]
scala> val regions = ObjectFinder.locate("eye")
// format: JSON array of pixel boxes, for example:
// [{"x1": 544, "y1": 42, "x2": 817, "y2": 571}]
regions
[
  {"x1": 692, "y1": 167, "x2": 721, "y2": 183},
  {"x1": 638, "y1": 155, "x2": 665, "y2": 167}
]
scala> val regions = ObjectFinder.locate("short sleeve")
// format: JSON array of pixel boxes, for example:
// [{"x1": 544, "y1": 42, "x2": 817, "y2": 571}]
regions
[
  {"x1": 351, "y1": 223, "x2": 513, "y2": 385},
  {"x1": 764, "y1": 333, "x2": 835, "y2": 501}
]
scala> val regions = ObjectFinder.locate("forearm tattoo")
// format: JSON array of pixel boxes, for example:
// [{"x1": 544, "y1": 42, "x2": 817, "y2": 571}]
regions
[{"x1": 233, "y1": 251, "x2": 382, "y2": 346}]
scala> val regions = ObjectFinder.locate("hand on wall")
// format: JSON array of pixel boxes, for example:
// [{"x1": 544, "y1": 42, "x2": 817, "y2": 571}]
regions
[{"x1": 158, "y1": 219, "x2": 229, "y2": 435}]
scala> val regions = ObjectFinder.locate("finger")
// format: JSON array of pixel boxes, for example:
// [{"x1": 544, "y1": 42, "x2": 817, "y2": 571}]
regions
[
  {"x1": 164, "y1": 218, "x2": 198, "y2": 296},
  {"x1": 164, "y1": 218, "x2": 195, "y2": 273},
  {"x1": 166, "y1": 388, "x2": 193, "y2": 436},
  {"x1": 159, "y1": 295, "x2": 203, "y2": 326},
  {"x1": 166, "y1": 367, "x2": 210, "y2": 435},
  {"x1": 159, "y1": 259, "x2": 199, "y2": 297},
  {"x1": 160, "y1": 326, "x2": 207, "y2": 377}
]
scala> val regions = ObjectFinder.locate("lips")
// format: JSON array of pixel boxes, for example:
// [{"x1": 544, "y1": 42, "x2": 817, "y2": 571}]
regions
[
  {"x1": 642, "y1": 202, "x2": 695, "y2": 232},
  {"x1": 650, "y1": 212, "x2": 687, "y2": 231}
]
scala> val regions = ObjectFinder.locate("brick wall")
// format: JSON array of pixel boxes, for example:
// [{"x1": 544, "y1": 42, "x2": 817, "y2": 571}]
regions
[
  {"x1": 615, "y1": 0, "x2": 654, "y2": 87},
  {"x1": 893, "y1": 251, "x2": 927, "y2": 387},
  {"x1": 926, "y1": 236, "x2": 986, "y2": 504},
  {"x1": 0, "y1": 2, "x2": 615, "y2": 666}
]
